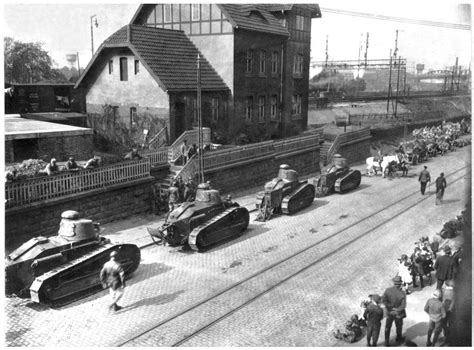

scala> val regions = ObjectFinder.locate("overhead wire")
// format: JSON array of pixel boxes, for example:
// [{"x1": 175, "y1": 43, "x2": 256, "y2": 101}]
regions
[{"x1": 320, "y1": 8, "x2": 471, "y2": 30}]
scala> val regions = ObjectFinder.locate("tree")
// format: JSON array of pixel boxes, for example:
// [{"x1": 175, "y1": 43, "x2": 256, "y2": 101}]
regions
[{"x1": 4, "y1": 37, "x2": 67, "y2": 83}]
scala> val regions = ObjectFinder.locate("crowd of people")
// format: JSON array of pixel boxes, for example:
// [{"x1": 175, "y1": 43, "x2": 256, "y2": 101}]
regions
[
  {"x1": 333, "y1": 227, "x2": 463, "y2": 347},
  {"x1": 152, "y1": 175, "x2": 198, "y2": 215}
]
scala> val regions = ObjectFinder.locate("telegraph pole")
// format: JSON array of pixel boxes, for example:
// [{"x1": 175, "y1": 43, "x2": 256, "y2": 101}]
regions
[
  {"x1": 197, "y1": 54, "x2": 204, "y2": 183},
  {"x1": 364, "y1": 32, "x2": 369, "y2": 67},
  {"x1": 387, "y1": 50, "x2": 393, "y2": 114}
]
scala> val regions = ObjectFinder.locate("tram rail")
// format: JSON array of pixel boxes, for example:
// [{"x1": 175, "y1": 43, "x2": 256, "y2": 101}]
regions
[{"x1": 117, "y1": 165, "x2": 468, "y2": 347}]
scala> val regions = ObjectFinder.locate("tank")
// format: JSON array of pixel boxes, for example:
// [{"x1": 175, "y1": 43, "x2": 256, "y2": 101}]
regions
[
  {"x1": 255, "y1": 164, "x2": 316, "y2": 221},
  {"x1": 5, "y1": 210, "x2": 141, "y2": 306},
  {"x1": 315, "y1": 155, "x2": 361, "y2": 197},
  {"x1": 147, "y1": 183, "x2": 249, "y2": 251}
]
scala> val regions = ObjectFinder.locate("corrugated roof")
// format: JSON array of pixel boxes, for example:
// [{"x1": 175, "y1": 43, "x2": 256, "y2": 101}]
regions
[
  {"x1": 76, "y1": 25, "x2": 229, "y2": 92},
  {"x1": 219, "y1": 4, "x2": 289, "y2": 36}
]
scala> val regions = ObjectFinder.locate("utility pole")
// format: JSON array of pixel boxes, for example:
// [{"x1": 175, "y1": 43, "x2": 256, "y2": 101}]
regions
[
  {"x1": 364, "y1": 32, "x2": 369, "y2": 67},
  {"x1": 76, "y1": 52, "x2": 81, "y2": 76},
  {"x1": 395, "y1": 57, "x2": 402, "y2": 118},
  {"x1": 196, "y1": 54, "x2": 204, "y2": 184},
  {"x1": 90, "y1": 15, "x2": 98, "y2": 55},
  {"x1": 393, "y1": 30, "x2": 399, "y2": 59},
  {"x1": 387, "y1": 50, "x2": 393, "y2": 114},
  {"x1": 450, "y1": 57, "x2": 458, "y2": 93},
  {"x1": 325, "y1": 35, "x2": 329, "y2": 68}
]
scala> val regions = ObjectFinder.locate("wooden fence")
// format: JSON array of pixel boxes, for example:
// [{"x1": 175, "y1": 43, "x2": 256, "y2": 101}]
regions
[{"x1": 5, "y1": 158, "x2": 151, "y2": 209}]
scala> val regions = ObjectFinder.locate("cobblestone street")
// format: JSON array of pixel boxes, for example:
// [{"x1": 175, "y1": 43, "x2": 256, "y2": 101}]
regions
[{"x1": 5, "y1": 145, "x2": 470, "y2": 347}]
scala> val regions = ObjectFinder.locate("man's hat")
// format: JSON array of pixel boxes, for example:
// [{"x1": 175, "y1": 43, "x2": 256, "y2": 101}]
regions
[
  {"x1": 433, "y1": 289, "x2": 442, "y2": 298},
  {"x1": 392, "y1": 276, "x2": 403, "y2": 285},
  {"x1": 440, "y1": 172, "x2": 444, "y2": 176},
  {"x1": 372, "y1": 294, "x2": 381, "y2": 304},
  {"x1": 443, "y1": 245, "x2": 451, "y2": 253},
  {"x1": 110, "y1": 251, "x2": 118, "y2": 258}
]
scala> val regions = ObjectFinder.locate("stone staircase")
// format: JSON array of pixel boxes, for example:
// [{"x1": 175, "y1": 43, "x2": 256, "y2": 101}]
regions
[
  {"x1": 159, "y1": 165, "x2": 183, "y2": 192},
  {"x1": 320, "y1": 140, "x2": 332, "y2": 166}
]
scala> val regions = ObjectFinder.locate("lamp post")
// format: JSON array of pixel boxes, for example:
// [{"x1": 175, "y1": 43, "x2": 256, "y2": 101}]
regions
[{"x1": 90, "y1": 15, "x2": 98, "y2": 55}]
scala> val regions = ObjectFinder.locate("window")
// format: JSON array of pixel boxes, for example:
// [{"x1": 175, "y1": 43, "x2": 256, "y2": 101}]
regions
[
  {"x1": 296, "y1": 15, "x2": 305, "y2": 30},
  {"x1": 246, "y1": 51, "x2": 253, "y2": 73},
  {"x1": 293, "y1": 54, "x2": 303, "y2": 74},
  {"x1": 164, "y1": 4, "x2": 171, "y2": 23},
  {"x1": 271, "y1": 52, "x2": 279, "y2": 74},
  {"x1": 211, "y1": 98, "x2": 219, "y2": 121},
  {"x1": 245, "y1": 96, "x2": 253, "y2": 122},
  {"x1": 258, "y1": 96, "x2": 265, "y2": 122},
  {"x1": 108, "y1": 60, "x2": 113, "y2": 74},
  {"x1": 292, "y1": 94, "x2": 302, "y2": 116},
  {"x1": 130, "y1": 107, "x2": 137, "y2": 126},
  {"x1": 270, "y1": 95, "x2": 278, "y2": 119},
  {"x1": 134, "y1": 60, "x2": 139, "y2": 75},
  {"x1": 259, "y1": 51, "x2": 266, "y2": 74},
  {"x1": 192, "y1": 4, "x2": 200, "y2": 21},
  {"x1": 120, "y1": 57, "x2": 128, "y2": 81}
]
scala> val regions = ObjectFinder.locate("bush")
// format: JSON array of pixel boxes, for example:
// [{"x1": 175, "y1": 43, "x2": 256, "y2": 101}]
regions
[{"x1": 6, "y1": 159, "x2": 48, "y2": 181}]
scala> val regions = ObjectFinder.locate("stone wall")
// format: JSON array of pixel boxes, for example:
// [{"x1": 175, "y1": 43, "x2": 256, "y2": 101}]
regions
[
  {"x1": 204, "y1": 147, "x2": 321, "y2": 194},
  {"x1": 338, "y1": 138, "x2": 372, "y2": 165},
  {"x1": 5, "y1": 178, "x2": 154, "y2": 251},
  {"x1": 36, "y1": 134, "x2": 94, "y2": 162}
]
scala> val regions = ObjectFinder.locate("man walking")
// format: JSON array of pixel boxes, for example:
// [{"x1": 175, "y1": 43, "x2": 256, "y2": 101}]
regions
[
  {"x1": 364, "y1": 294, "x2": 384, "y2": 347},
  {"x1": 382, "y1": 276, "x2": 407, "y2": 346},
  {"x1": 433, "y1": 245, "x2": 453, "y2": 289},
  {"x1": 418, "y1": 166, "x2": 431, "y2": 195},
  {"x1": 424, "y1": 289, "x2": 446, "y2": 346},
  {"x1": 100, "y1": 251, "x2": 125, "y2": 312},
  {"x1": 435, "y1": 172, "x2": 447, "y2": 205}
]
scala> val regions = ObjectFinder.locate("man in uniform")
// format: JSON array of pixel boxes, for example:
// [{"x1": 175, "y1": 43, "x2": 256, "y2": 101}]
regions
[
  {"x1": 168, "y1": 181, "x2": 179, "y2": 212},
  {"x1": 382, "y1": 276, "x2": 407, "y2": 346},
  {"x1": 100, "y1": 251, "x2": 125, "y2": 312},
  {"x1": 418, "y1": 166, "x2": 431, "y2": 195},
  {"x1": 435, "y1": 172, "x2": 447, "y2": 205}
]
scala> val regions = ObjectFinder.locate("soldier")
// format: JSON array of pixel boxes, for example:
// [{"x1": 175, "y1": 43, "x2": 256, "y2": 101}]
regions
[
  {"x1": 382, "y1": 276, "x2": 407, "y2": 346},
  {"x1": 100, "y1": 251, "x2": 125, "y2": 312},
  {"x1": 435, "y1": 173, "x2": 447, "y2": 205},
  {"x1": 168, "y1": 181, "x2": 179, "y2": 212},
  {"x1": 418, "y1": 166, "x2": 431, "y2": 195}
]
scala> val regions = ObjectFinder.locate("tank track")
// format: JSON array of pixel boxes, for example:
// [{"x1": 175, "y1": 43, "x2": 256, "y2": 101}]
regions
[
  {"x1": 29, "y1": 243, "x2": 140, "y2": 307},
  {"x1": 281, "y1": 183, "x2": 315, "y2": 215},
  {"x1": 335, "y1": 170, "x2": 361, "y2": 193},
  {"x1": 188, "y1": 206, "x2": 249, "y2": 251}
]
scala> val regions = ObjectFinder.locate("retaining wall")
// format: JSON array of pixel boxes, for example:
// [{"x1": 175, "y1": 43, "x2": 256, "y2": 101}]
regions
[
  {"x1": 5, "y1": 178, "x2": 154, "y2": 251},
  {"x1": 203, "y1": 147, "x2": 321, "y2": 194}
]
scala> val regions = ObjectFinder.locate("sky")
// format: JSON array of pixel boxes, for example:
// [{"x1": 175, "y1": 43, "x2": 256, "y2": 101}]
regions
[{"x1": 3, "y1": 1, "x2": 472, "y2": 76}]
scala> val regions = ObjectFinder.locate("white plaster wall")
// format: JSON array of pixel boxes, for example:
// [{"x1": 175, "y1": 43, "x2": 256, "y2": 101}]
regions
[
  {"x1": 86, "y1": 53, "x2": 169, "y2": 109},
  {"x1": 190, "y1": 35, "x2": 234, "y2": 94}
]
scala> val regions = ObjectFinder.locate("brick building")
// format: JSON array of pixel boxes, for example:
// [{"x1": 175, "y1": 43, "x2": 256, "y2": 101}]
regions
[{"x1": 78, "y1": 4, "x2": 321, "y2": 144}]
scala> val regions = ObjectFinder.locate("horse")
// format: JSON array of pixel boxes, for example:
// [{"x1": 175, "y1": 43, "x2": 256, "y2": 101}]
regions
[{"x1": 366, "y1": 154, "x2": 401, "y2": 177}]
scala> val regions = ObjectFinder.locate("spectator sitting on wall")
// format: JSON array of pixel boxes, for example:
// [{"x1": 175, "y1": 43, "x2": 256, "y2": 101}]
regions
[
  {"x1": 124, "y1": 148, "x2": 142, "y2": 161},
  {"x1": 65, "y1": 156, "x2": 80, "y2": 171},
  {"x1": 85, "y1": 156, "x2": 101, "y2": 169},
  {"x1": 43, "y1": 158, "x2": 60, "y2": 176}
]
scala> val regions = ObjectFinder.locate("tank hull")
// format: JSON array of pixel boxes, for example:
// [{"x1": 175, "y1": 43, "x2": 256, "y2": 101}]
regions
[{"x1": 315, "y1": 168, "x2": 361, "y2": 197}]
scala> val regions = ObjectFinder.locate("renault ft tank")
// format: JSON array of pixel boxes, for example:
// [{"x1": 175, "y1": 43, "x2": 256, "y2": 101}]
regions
[
  {"x1": 315, "y1": 155, "x2": 361, "y2": 197},
  {"x1": 147, "y1": 182, "x2": 249, "y2": 251},
  {"x1": 5, "y1": 210, "x2": 140, "y2": 306},
  {"x1": 255, "y1": 164, "x2": 316, "y2": 221}
]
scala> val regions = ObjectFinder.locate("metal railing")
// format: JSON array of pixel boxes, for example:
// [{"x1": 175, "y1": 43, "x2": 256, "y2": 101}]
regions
[
  {"x1": 139, "y1": 147, "x2": 168, "y2": 166},
  {"x1": 5, "y1": 158, "x2": 151, "y2": 209},
  {"x1": 326, "y1": 127, "x2": 371, "y2": 165},
  {"x1": 147, "y1": 125, "x2": 169, "y2": 149}
]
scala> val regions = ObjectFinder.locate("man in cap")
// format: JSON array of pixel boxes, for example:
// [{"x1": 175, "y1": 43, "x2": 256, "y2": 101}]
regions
[
  {"x1": 382, "y1": 276, "x2": 407, "y2": 346},
  {"x1": 418, "y1": 166, "x2": 431, "y2": 195},
  {"x1": 65, "y1": 156, "x2": 79, "y2": 171},
  {"x1": 100, "y1": 250, "x2": 125, "y2": 312},
  {"x1": 424, "y1": 289, "x2": 446, "y2": 346},
  {"x1": 435, "y1": 172, "x2": 447, "y2": 205},
  {"x1": 363, "y1": 294, "x2": 384, "y2": 347},
  {"x1": 433, "y1": 245, "x2": 453, "y2": 289}
]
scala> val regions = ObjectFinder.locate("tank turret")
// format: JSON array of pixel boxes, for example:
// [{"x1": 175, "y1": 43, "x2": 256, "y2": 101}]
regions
[
  {"x1": 148, "y1": 183, "x2": 249, "y2": 251},
  {"x1": 5, "y1": 211, "x2": 140, "y2": 306},
  {"x1": 315, "y1": 156, "x2": 361, "y2": 197},
  {"x1": 255, "y1": 164, "x2": 315, "y2": 221}
]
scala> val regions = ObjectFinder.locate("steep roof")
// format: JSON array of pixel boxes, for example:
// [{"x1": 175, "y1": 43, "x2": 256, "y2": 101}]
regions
[
  {"x1": 218, "y1": 4, "x2": 289, "y2": 36},
  {"x1": 76, "y1": 25, "x2": 229, "y2": 92},
  {"x1": 259, "y1": 4, "x2": 322, "y2": 18}
]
